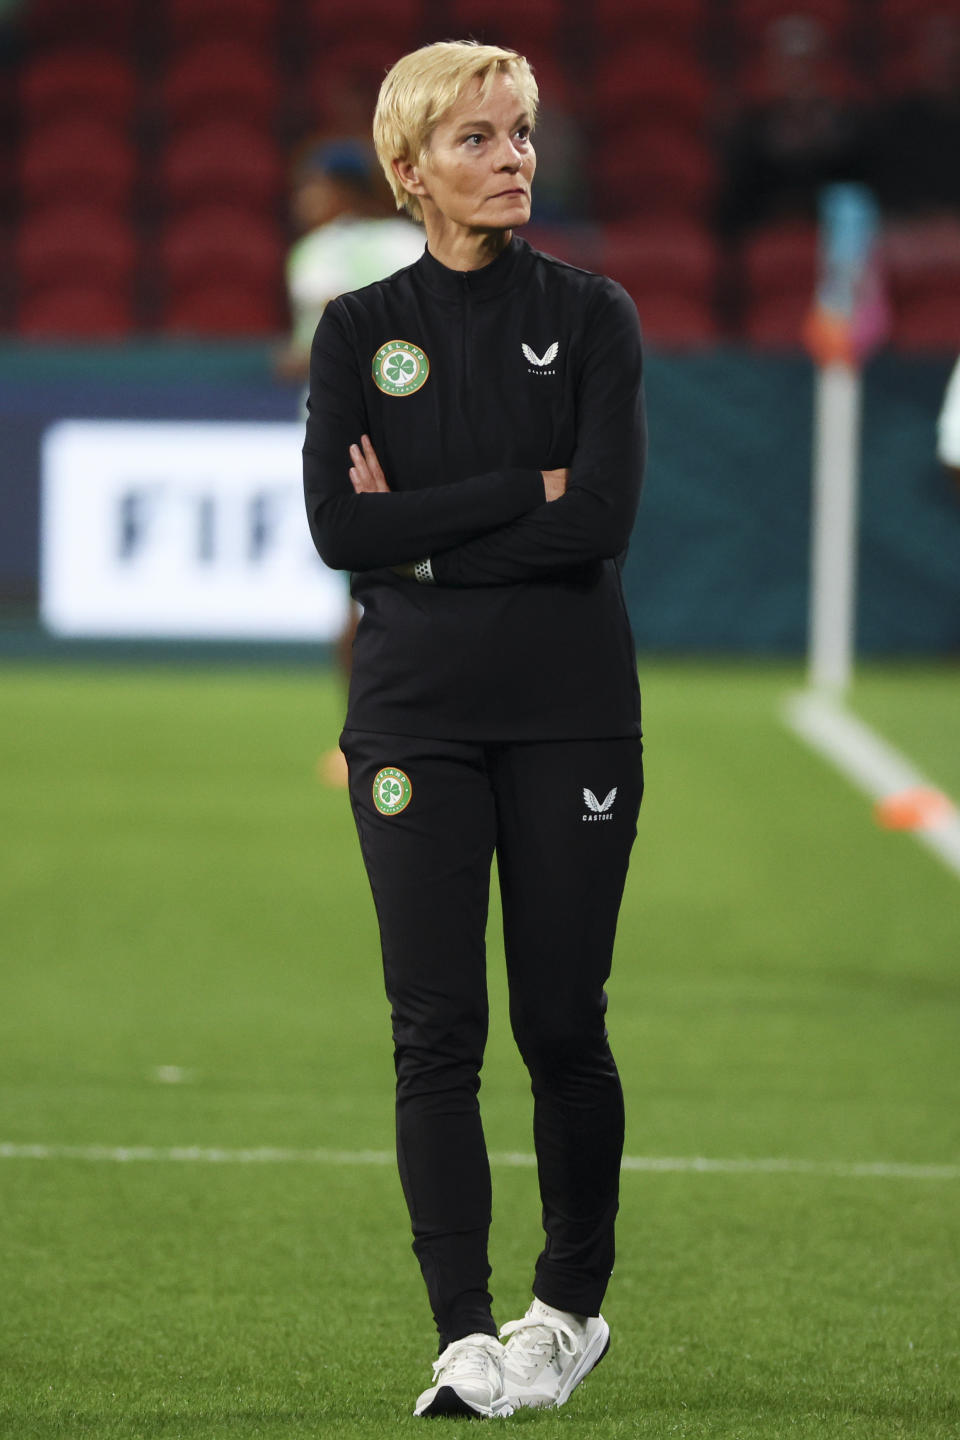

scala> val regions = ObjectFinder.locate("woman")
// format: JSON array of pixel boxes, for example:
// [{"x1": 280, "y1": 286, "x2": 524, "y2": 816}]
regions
[{"x1": 303, "y1": 40, "x2": 646, "y2": 1419}]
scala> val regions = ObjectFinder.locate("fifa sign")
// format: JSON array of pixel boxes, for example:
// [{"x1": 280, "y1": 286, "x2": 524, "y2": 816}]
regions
[{"x1": 40, "y1": 421, "x2": 349, "y2": 640}]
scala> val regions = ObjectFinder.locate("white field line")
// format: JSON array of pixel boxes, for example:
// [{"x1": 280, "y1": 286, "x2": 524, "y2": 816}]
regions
[
  {"x1": 0, "y1": 1141, "x2": 957, "y2": 1182},
  {"x1": 783, "y1": 689, "x2": 960, "y2": 878}
]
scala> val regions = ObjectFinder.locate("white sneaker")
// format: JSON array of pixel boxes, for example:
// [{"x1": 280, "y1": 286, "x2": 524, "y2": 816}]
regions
[
  {"x1": 414, "y1": 1332, "x2": 515, "y2": 1418},
  {"x1": 500, "y1": 1298, "x2": 610, "y2": 1409}
]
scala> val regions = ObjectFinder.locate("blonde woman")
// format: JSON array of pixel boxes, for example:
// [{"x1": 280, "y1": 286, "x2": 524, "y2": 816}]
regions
[{"x1": 303, "y1": 40, "x2": 646, "y2": 1419}]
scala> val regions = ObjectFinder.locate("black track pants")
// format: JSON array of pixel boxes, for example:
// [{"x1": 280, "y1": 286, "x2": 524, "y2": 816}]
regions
[{"x1": 341, "y1": 729, "x2": 643, "y2": 1348}]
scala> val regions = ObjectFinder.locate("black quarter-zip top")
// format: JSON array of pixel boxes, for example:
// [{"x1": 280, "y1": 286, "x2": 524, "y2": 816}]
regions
[{"x1": 303, "y1": 236, "x2": 646, "y2": 741}]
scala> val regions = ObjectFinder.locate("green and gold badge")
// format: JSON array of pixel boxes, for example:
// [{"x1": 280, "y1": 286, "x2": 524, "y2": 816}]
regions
[
  {"x1": 372, "y1": 340, "x2": 429, "y2": 396},
  {"x1": 373, "y1": 767, "x2": 412, "y2": 815}
]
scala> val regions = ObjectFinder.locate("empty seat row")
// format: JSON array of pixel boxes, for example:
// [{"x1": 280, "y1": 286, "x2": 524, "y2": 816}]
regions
[
  {"x1": 15, "y1": 203, "x2": 284, "y2": 291},
  {"x1": 16, "y1": 284, "x2": 284, "y2": 338},
  {"x1": 10, "y1": 208, "x2": 959, "y2": 348}
]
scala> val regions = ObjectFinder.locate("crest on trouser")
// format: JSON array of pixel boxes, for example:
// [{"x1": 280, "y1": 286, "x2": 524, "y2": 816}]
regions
[{"x1": 373, "y1": 767, "x2": 412, "y2": 814}]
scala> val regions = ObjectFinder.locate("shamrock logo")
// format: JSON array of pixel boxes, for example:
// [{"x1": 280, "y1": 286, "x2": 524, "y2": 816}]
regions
[{"x1": 385, "y1": 353, "x2": 417, "y2": 384}]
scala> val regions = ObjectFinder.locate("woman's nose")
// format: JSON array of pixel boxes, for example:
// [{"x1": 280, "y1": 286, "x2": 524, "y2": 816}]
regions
[{"x1": 494, "y1": 136, "x2": 523, "y2": 169}]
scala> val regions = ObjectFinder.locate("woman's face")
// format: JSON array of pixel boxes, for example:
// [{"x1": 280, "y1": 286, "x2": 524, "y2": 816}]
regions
[{"x1": 414, "y1": 72, "x2": 535, "y2": 231}]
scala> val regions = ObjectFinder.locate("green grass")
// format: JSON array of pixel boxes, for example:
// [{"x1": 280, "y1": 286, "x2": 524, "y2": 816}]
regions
[{"x1": 1, "y1": 660, "x2": 958, "y2": 1439}]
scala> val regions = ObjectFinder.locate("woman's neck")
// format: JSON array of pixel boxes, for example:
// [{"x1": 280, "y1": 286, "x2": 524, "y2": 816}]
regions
[{"x1": 422, "y1": 220, "x2": 513, "y2": 273}]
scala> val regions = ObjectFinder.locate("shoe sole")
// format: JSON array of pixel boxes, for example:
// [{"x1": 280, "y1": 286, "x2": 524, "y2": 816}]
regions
[{"x1": 415, "y1": 1386, "x2": 515, "y2": 1419}]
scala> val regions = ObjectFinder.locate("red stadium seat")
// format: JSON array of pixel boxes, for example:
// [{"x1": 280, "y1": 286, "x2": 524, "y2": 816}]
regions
[
  {"x1": 600, "y1": 220, "x2": 721, "y2": 345},
  {"x1": 305, "y1": 43, "x2": 407, "y2": 131},
  {"x1": 160, "y1": 285, "x2": 283, "y2": 335},
  {"x1": 17, "y1": 284, "x2": 134, "y2": 338},
  {"x1": 741, "y1": 290, "x2": 812, "y2": 347},
  {"x1": 524, "y1": 53, "x2": 573, "y2": 109},
  {"x1": 159, "y1": 206, "x2": 284, "y2": 334},
  {"x1": 166, "y1": 0, "x2": 279, "y2": 48},
  {"x1": 19, "y1": 119, "x2": 137, "y2": 210},
  {"x1": 600, "y1": 218, "x2": 720, "y2": 296},
  {"x1": 305, "y1": 0, "x2": 422, "y2": 50},
  {"x1": 448, "y1": 0, "x2": 564, "y2": 52},
  {"x1": 523, "y1": 223, "x2": 602, "y2": 272},
  {"x1": 877, "y1": 0, "x2": 960, "y2": 36},
  {"x1": 20, "y1": 50, "x2": 137, "y2": 126},
  {"x1": 884, "y1": 217, "x2": 960, "y2": 298},
  {"x1": 884, "y1": 219, "x2": 960, "y2": 351},
  {"x1": 15, "y1": 205, "x2": 138, "y2": 293},
  {"x1": 633, "y1": 292, "x2": 721, "y2": 346},
  {"x1": 741, "y1": 221, "x2": 818, "y2": 299},
  {"x1": 738, "y1": 222, "x2": 819, "y2": 346},
  {"x1": 891, "y1": 295, "x2": 960, "y2": 353},
  {"x1": 160, "y1": 42, "x2": 279, "y2": 129},
  {"x1": 590, "y1": 0, "x2": 710, "y2": 45},
  {"x1": 159, "y1": 204, "x2": 283, "y2": 293},
  {"x1": 23, "y1": 0, "x2": 138, "y2": 48},
  {"x1": 160, "y1": 121, "x2": 283, "y2": 213},
  {"x1": 592, "y1": 128, "x2": 717, "y2": 221},
  {"x1": 590, "y1": 44, "x2": 712, "y2": 134},
  {"x1": 874, "y1": 4, "x2": 960, "y2": 94}
]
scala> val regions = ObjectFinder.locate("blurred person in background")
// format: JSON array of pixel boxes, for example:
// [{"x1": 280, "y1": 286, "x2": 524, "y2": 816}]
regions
[
  {"x1": 302, "y1": 39, "x2": 645, "y2": 1420},
  {"x1": 716, "y1": 15, "x2": 874, "y2": 238},
  {"x1": 870, "y1": 13, "x2": 960, "y2": 221},
  {"x1": 276, "y1": 138, "x2": 422, "y2": 784},
  {"x1": 276, "y1": 137, "x2": 423, "y2": 385}
]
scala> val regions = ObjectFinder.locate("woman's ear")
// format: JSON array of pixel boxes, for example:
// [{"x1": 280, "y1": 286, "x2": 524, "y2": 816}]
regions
[{"x1": 393, "y1": 156, "x2": 428, "y2": 198}]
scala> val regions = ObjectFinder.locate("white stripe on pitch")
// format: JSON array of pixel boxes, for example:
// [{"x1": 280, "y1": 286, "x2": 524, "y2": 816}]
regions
[
  {"x1": 0, "y1": 1141, "x2": 957, "y2": 1182},
  {"x1": 783, "y1": 689, "x2": 960, "y2": 878}
]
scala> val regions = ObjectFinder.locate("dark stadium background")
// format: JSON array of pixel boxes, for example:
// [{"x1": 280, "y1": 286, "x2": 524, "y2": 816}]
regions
[{"x1": 1, "y1": 0, "x2": 959, "y2": 655}]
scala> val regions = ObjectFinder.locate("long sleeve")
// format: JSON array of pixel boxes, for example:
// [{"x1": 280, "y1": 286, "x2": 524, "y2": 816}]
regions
[
  {"x1": 429, "y1": 282, "x2": 645, "y2": 587},
  {"x1": 303, "y1": 302, "x2": 545, "y2": 571}
]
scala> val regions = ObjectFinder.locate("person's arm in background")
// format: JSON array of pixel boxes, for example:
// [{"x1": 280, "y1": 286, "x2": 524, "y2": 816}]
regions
[
  {"x1": 302, "y1": 301, "x2": 547, "y2": 571},
  {"x1": 427, "y1": 281, "x2": 645, "y2": 586},
  {"x1": 936, "y1": 356, "x2": 960, "y2": 486}
]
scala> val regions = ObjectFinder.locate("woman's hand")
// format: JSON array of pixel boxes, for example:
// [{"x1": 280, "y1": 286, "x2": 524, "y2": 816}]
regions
[
  {"x1": 541, "y1": 467, "x2": 568, "y2": 502},
  {"x1": 349, "y1": 435, "x2": 391, "y2": 493}
]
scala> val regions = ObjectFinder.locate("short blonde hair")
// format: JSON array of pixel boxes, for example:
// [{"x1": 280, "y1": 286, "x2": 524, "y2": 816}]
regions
[{"x1": 373, "y1": 40, "x2": 539, "y2": 223}]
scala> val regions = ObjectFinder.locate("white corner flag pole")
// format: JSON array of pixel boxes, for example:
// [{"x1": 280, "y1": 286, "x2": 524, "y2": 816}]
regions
[
  {"x1": 808, "y1": 360, "x2": 861, "y2": 694},
  {"x1": 804, "y1": 184, "x2": 886, "y2": 697}
]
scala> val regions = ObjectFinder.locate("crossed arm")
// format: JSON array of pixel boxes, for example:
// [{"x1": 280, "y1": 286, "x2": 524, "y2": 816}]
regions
[
  {"x1": 303, "y1": 284, "x2": 644, "y2": 585},
  {"x1": 347, "y1": 433, "x2": 569, "y2": 577}
]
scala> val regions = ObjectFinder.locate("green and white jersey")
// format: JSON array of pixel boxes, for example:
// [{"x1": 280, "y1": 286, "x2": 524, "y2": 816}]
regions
[{"x1": 287, "y1": 216, "x2": 424, "y2": 354}]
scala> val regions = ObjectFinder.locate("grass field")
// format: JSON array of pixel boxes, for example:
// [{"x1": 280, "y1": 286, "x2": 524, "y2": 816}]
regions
[{"x1": 2, "y1": 659, "x2": 958, "y2": 1439}]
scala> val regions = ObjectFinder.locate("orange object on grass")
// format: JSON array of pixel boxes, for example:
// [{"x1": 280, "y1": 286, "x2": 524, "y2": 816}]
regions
[{"x1": 874, "y1": 787, "x2": 955, "y2": 831}]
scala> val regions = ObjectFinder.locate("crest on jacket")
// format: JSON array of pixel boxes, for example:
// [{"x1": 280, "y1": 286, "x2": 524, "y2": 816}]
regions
[{"x1": 372, "y1": 340, "x2": 430, "y2": 396}]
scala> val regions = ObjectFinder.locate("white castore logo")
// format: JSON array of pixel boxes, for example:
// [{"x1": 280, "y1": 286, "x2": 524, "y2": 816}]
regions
[
  {"x1": 522, "y1": 341, "x2": 559, "y2": 373},
  {"x1": 583, "y1": 787, "x2": 617, "y2": 822}
]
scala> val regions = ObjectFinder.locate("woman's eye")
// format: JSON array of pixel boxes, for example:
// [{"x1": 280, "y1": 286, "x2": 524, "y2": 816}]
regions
[
  {"x1": 465, "y1": 134, "x2": 484, "y2": 147},
  {"x1": 516, "y1": 127, "x2": 530, "y2": 142}
]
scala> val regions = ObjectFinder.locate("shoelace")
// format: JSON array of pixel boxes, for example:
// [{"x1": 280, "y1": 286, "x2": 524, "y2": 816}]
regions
[
  {"x1": 499, "y1": 1312, "x2": 579, "y2": 1376},
  {"x1": 432, "y1": 1334, "x2": 504, "y2": 1385}
]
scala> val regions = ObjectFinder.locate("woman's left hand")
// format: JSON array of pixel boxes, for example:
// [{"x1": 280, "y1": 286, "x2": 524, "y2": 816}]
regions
[{"x1": 349, "y1": 435, "x2": 391, "y2": 493}]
